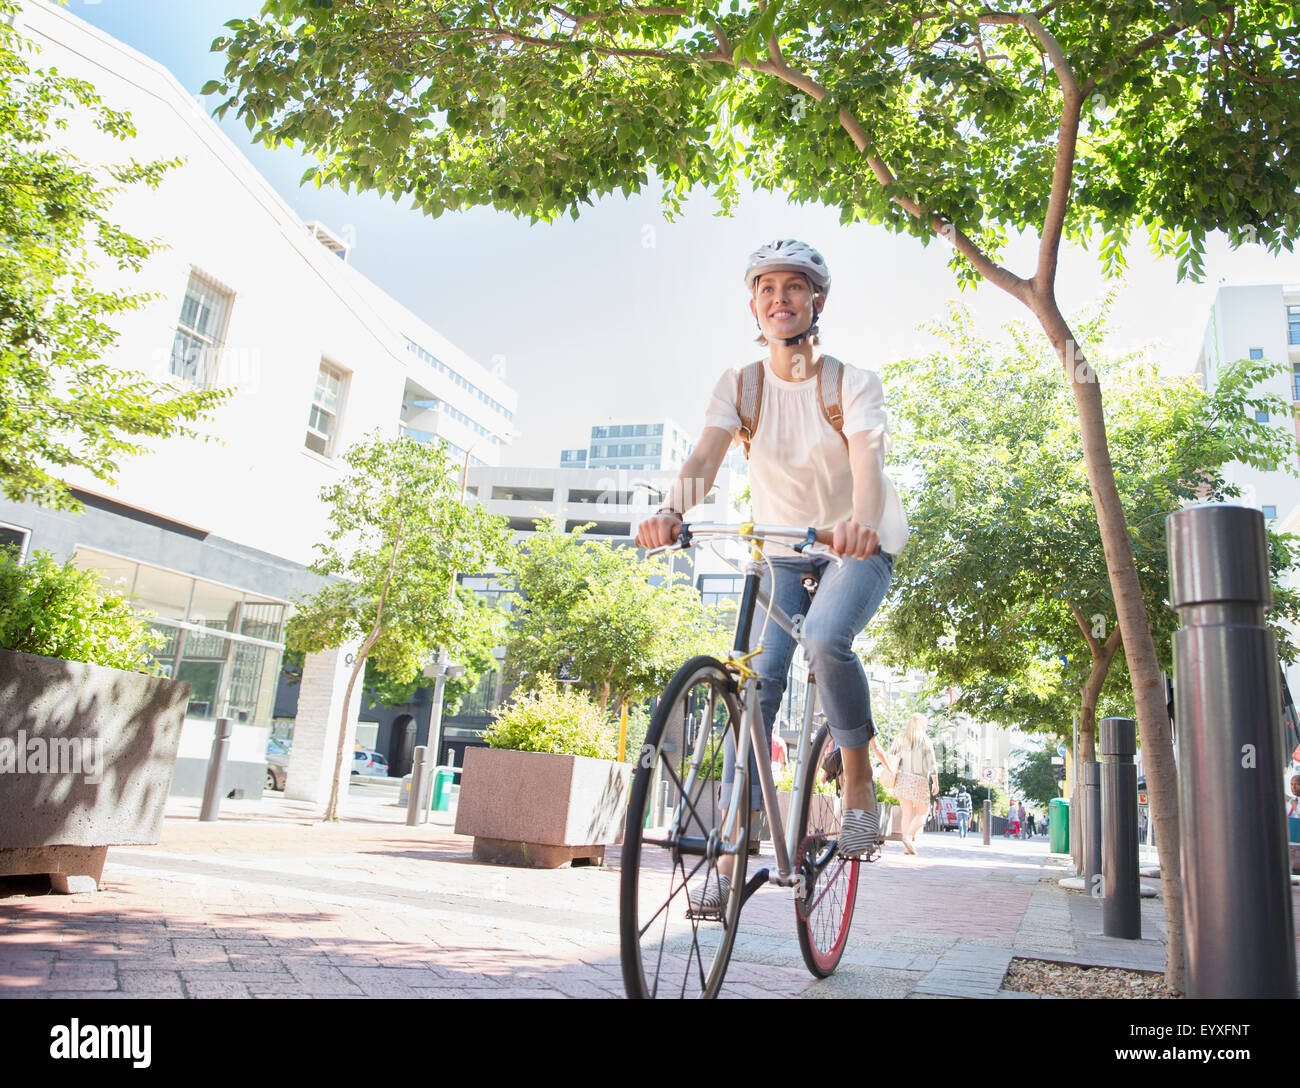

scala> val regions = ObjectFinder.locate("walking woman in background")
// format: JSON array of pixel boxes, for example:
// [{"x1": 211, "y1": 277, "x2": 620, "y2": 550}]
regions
[{"x1": 887, "y1": 714, "x2": 938, "y2": 855}]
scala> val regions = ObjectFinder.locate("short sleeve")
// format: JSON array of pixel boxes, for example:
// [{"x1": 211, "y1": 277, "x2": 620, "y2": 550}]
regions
[
  {"x1": 842, "y1": 366, "x2": 891, "y2": 451},
  {"x1": 703, "y1": 367, "x2": 742, "y2": 438}
]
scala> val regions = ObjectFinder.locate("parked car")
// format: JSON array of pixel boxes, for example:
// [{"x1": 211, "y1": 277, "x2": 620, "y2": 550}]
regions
[
  {"x1": 266, "y1": 738, "x2": 289, "y2": 792},
  {"x1": 352, "y1": 748, "x2": 390, "y2": 777}
]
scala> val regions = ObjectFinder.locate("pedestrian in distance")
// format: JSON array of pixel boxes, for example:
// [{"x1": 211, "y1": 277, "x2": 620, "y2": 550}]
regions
[
  {"x1": 955, "y1": 785, "x2": 972, "y2": 839},
  {"x1": 635, "y1": 239, "x2": 910, "y2": 913},
  {"x1": 887, "y1": 713, "x2": 939, "y2": 854}
]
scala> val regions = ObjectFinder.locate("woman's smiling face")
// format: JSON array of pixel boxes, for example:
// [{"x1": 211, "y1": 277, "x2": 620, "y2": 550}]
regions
[{"x1": 750, "y1": 271, "x2": 822, "y2": 341}]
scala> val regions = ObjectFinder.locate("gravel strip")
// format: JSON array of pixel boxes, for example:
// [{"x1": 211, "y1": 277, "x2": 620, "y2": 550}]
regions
[{"x1": 1003, "y1": 957, "x2": 1176, "y2": 998}]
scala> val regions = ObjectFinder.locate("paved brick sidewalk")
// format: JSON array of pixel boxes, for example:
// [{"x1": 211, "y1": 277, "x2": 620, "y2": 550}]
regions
[{"x1": 1, "y1": 795, "x2": 1292, "y2": 999}]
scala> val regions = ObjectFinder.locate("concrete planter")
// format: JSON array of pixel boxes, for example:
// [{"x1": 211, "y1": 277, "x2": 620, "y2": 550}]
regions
[
  {"x1": 0, "y1": 648, "x2": 190, "y2": 891},
  {"x1": 454, "y1": 747, "x2": 632, "y2": 868}
]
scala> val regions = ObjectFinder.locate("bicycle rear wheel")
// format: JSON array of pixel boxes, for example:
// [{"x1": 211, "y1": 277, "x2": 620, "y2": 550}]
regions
[
  {"x1": 620, "y1": 656, "x2": 749, "y2": 999},
  {"x1": 794, "y1": 724, "x2": 861, "y2": 977}
]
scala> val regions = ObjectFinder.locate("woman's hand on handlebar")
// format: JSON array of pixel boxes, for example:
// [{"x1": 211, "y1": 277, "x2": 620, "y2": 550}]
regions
[
  {"x1": 635, "y1": 513, "x2": 682, "y2": 551},
  {"x1": 830, "y1": 520, "x2": 880, "y2": 560}
]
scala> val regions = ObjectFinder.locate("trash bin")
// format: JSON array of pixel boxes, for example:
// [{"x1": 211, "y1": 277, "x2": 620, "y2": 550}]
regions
[
  {"x1": 431, "y1": 768, "x2": 455, "y2": 812},
  {"x1": 1049, "y1": 797, "x2": 1070, "y2": 854}
]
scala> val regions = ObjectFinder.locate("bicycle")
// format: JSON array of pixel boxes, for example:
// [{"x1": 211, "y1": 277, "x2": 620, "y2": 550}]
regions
[{"x1": 619, "y1": 521, "x2": 880, "y2": 999}]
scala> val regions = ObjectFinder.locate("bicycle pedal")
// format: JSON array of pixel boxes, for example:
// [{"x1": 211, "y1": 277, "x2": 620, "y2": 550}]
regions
[{"x1": 685, "y1": 906, "x2": 724, "y2": 921}]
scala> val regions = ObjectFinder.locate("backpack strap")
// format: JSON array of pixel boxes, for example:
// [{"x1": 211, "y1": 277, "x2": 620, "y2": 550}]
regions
[
  {"x1": 817, "y1": 354, "x2": 848, "y2": 451},
  {"x1": 735, "y1": 359, "x2": 764, "y2": 459}
]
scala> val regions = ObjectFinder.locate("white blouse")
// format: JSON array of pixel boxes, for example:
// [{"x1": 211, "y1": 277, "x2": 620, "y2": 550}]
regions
[{"x1": 703, "y1": 357, "x2": 910, "y2": 556}]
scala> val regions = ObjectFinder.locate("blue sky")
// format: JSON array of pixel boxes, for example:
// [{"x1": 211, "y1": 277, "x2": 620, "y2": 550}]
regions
[{"x1": 58, "y1": 0, "x2": 1300, "y2": 468}]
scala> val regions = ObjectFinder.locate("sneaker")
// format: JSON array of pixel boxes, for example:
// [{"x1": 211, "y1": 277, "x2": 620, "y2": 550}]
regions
[
  {"x1": 686, "y1": 873, "x2": 731, "y2": 919},
  {"x1": 837, "y1": 809, "x2": 881, "y2": 859}
]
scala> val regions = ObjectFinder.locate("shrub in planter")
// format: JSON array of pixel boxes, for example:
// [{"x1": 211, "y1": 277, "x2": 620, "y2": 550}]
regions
[
  {"x1": 0, "y1": 549, "x2": 188, "y2": 892},
  {"x1": 459, "y1": 677, "x2": 630, "y2": 867},
  {"x1": 483, "y1": 677, "x2": 616, "y2": 759},
  {"x1": 0, "y1": 550, "x2": 163, "y2": 671}
]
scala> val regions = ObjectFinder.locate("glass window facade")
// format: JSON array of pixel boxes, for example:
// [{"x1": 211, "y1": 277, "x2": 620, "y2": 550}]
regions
[
  {"x1": 73, "y1": 548, "x2": 286, "y2": 728},
  {"x1": 1289, "y1": 305, "x2": 1300, "y2": 346},
  {"x1": 404, "y1": 338, "x2": 514, "y2": 422}
]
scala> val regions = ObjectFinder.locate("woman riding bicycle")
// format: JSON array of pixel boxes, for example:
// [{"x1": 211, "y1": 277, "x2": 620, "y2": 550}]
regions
[{"x1": 634, "y1": 238, "x2": 909, "y2": 909}]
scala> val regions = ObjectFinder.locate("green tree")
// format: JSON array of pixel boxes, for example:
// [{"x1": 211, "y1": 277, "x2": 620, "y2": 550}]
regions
[
  {"x1": 359, "y1": 594, "x2": 503, "y2": 714},
  {"x1": 0, "y1": 5, "x2": 227, "y2": 509},
  {"x1": 285, "y1": 433, "x2": 511, "y2": 821},
  {"x1": 207, "y1": 0, "x2": 1300, "y2": 993},
  {"x1": 505, "y1": 516, "x2": 729, "y2": 713},
  {"x1": 876, "y1": 302, "x2": 1300, "y2": 765},
  {"x1": 1010, "y1": 745, "x2": 1064, "y2": 809}
]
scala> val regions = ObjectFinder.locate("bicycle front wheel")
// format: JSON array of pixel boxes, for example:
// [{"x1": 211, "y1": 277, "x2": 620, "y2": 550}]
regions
[
  {"x1": 620, "y1": 656, "x2": 749, "y2": 999},
  {"x1": 794, "y1": 724, "x2": 861, "y2": 978}
]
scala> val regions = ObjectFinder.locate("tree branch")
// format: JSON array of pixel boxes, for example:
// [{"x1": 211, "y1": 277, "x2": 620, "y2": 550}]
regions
[
  {"x1": 755, "y1": 30, "x2": 1026, "y2": 297},
  {"x1": 1077, "y1": 6, "x2": 1233, "y2": 98},
  {"x1": 1012, "y1": 13, "x2": 1081, "y2": 297},
  {"x1": 1070, "y1": 600, "x2": 1101, "y2": 658}
]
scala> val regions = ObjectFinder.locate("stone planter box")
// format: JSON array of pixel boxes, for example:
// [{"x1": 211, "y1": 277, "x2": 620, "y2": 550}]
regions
[
  {"x1": 0, "y1": 649, "x2": 190, "y2": 891},
  {"x1": 454, "y1": 747, "x2": 632, "y2": 868}
]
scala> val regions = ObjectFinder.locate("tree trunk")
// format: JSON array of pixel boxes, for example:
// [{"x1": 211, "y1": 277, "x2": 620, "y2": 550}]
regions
[
  {"x1": 1031, "y1": 298, "x2": 1185, "y2": 994},
  {"x1": 322, "y1": 630, "x2": 379, "y2": 822}
]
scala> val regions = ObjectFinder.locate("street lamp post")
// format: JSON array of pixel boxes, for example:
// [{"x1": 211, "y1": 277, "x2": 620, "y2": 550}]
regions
[{"x1": 421, "y1": 430, "x2": 516, "y2": 803}]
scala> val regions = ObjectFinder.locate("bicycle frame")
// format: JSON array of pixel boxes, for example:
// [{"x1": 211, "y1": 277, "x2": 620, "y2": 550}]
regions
[{"x1": 667, "y1": 539, "x2": 830, "y2": 895}]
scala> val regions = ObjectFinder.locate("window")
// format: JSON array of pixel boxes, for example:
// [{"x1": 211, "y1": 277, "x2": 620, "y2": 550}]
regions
[
  {"x1": 635, "y1": 424, "x2": 647, "y2": 436},
  {"x1": 1249, "y1": 347, "x2": 1264, "y2": 360},
  {"x1": 1292, "y1": 362, "x2": 1300, "y2": 403},
  {"x1": 306, "y1": 361, "x2": 346, "y2": 457},
  {"x1": 1289, "y1": 305, "x2": 1300, "y2": 346},
  {"x1": 634, "y1": 444, "x2": 645, "y2": 456},
  {"x1": 0, "y1": 523, "x2": 29, "y2": 562},
  {"x1": 1263, "y1": 506, "x2": 1278, "y2": 520},
  {"x1": 1256, "y1": 410, "x2": 1270, "y2": 423},
  {"x1": 652, "y1": 424, "x2": 664, "y2": 436},
  {"x1": 170, "y1": 273, "x2": 232, "y2": 384}
]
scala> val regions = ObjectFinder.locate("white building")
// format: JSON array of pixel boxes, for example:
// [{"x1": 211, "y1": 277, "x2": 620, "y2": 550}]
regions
[
  {"x1": 1193, "y1": 284, "x2": 1300, "y2": 524},
  {"x1": 0, "y1": 1, "x2": 517, "y2": 801},
  {"x1": 560, "y1": 418, "x2": 696, "y2": 473},
  {"x1": 466, "y1": 462, "x2": 747, "y2": 579}
]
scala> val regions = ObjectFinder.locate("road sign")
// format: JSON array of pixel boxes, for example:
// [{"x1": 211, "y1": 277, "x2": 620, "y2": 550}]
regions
[
  {"x1": 1057, "y1": 743, "x2": 1067, "y2": 759},
  {"x1": 982, "y1": 767, "x2": 996, "y2": 781},
  {"x1": 1050, "y1": 756, "x2": 1065, "y2": 765}
]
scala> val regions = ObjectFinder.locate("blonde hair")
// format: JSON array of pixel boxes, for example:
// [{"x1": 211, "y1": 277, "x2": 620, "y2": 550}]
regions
[{"x1": 902, "y1": 713, "x2": 929, "y2": 744}]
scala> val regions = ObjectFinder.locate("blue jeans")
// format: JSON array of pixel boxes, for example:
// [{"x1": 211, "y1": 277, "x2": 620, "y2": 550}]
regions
[
  {"x1": 721, "y1": 550, "x2": 894, "y2": 810},
  {"x1": 957, "y1": 812, "x2": 970, "y2": 838}
]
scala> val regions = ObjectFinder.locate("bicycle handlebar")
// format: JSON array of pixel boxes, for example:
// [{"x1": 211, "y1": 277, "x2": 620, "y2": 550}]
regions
[{"x1": 645, "y1": 521, "x2": 863, "y2": 564}]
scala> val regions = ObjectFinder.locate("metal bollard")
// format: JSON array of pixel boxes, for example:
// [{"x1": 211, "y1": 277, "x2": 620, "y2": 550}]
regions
[
  {"x1": 1168, "y1": 504, "x2": 1297, "y2": 997},
  {"x1": 200, "y1": 717, "x2": 233, "y2": 822},
  {"x1": 982, "y1": 799, "x2": 991, "y2": 846},
  {"x1": 1082, "y1": 762, "x2": 1102, "y2": 895},
  {"x1": 1099, "y1": 718, "x2": 1140, "y2": 938},
  {"x1": 405, "y1": 745, "x2": 429, "y2": 827}
]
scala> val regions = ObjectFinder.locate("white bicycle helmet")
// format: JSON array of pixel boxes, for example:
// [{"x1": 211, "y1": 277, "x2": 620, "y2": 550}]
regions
[
  {"x1": 744, "y1": 239, "x2": 830, "y2": 346},
  {"x1": 743, "y1": 238, "x2": 831, "y2": 297}
]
